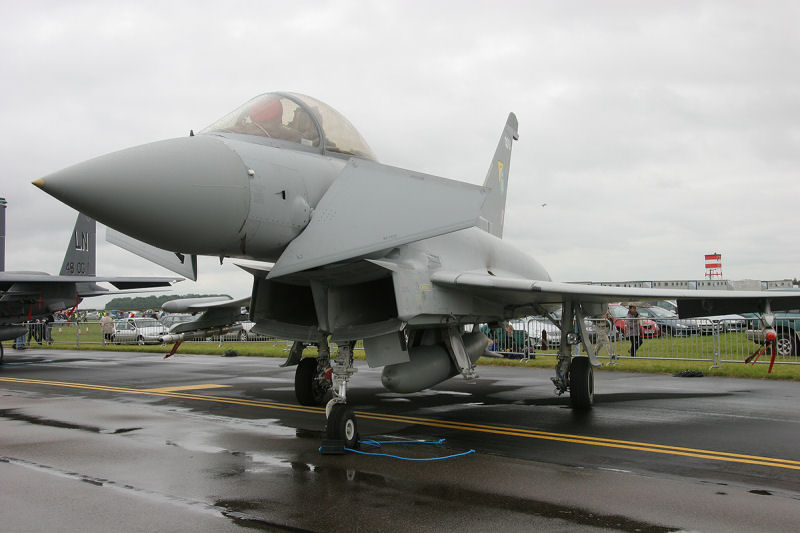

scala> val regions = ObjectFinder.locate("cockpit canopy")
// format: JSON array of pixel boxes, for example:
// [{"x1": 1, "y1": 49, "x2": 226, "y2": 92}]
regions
[{"x1": 201, "y1": 92, "x2": 376, "y2": 161}]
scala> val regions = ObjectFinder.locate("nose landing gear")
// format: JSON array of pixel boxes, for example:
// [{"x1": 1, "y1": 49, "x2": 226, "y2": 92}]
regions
[
  {"x1": 292, "y1": 339, "x2": 359, "y2": 452},
  {"x1": 323, "y1": 341, "x2": 359, "y2": 449}
]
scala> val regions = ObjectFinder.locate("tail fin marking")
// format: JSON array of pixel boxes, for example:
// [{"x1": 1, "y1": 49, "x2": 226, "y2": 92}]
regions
[
  {"x1": 59, "y1": 213, "x2": 96, "y2": 276},
  {"x1": 479, "y1": 113, "x2": 518, "y2": 239}
]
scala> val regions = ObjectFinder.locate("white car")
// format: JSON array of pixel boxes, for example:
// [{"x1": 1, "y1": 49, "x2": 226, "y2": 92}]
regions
[
  {"x1": 112, "y1": 318, "x2": 169, "y2": 345},
  {"x1": 221, "y1": 321, "x2": 258, "y2": 341},
  {"x1": 160, "y1": 313, "x2": 197, "y2": 333}
]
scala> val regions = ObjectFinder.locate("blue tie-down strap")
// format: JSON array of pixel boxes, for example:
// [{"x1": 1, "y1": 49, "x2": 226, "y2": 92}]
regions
[{"x1": 319, "y1": 438, "x2": 475, "y2": 461}]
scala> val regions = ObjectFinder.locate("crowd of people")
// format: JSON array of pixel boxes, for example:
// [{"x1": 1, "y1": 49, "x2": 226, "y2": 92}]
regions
[{"x1": 24, "y1": 315, "x2": 55, "y2": 345}]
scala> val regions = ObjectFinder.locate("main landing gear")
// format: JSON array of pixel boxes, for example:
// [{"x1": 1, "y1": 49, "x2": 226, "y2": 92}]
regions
[
  {"x1": 290, "y1": 340, "x2": 332, "y2": 406},
  {"x1": 567, "y1": 357, "x2": 594, "y2": 408},
  {"x1": 291, "y1": 339, "x2": 359, "y2": 449},
  {"x1": 549, "y1": 300, "x2": 599, "y2": 410},
  {"x1": 552, "y1": 354, "x2": 595, "y2": 409}
]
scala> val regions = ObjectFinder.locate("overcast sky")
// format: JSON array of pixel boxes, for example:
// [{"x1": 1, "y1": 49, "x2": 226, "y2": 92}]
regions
[{"x1": 2, "y1": 0, "x2": 799, "y2": 307}]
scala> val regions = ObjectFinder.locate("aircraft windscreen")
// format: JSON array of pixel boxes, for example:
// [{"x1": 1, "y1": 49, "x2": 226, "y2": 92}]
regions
[
  {"x1": 287, "y1": 93, "x2": 376, "y2": 160},
  {"x1": 201, "y1": 92, "x2": 376, "y2": 161},
  {"x1": 201, "y1": 94, "x2": 321, "y2": 148}
]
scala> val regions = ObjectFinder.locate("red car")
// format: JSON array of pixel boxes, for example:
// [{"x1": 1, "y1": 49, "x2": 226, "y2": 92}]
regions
[{"x1": 608, "y1": 304, "x2": 661, "y2": 338}]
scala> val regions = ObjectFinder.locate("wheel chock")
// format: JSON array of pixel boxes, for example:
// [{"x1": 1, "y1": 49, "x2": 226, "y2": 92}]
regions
[{"x1": 319, "y1": 439, "x2": 346, "y2": 455}]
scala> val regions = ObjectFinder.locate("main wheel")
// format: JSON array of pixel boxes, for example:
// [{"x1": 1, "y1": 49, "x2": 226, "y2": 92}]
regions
[
  {"x1": 326, "y1": 403, "x2": 358, "y2": 448},
  {"x1": 569, "y1": 357, "x2": 594, "y2": 409},
  {"x1": 136, "y1": 335, "x2": 145, "y2": 345},
  {"x1": 295, "y1": 357, "x2": 330, "y2": 406},
  {"x1": 238, "y1": 329, "x2": 248, "y2": 342}
]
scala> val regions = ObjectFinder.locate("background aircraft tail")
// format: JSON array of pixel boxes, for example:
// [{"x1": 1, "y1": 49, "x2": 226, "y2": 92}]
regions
[
  {"x1": 479, "y1": 113, "x2": 518, "y2": 239},
  {"x1": 59, "y1": 213, "x2": 96, "y2": 276}
]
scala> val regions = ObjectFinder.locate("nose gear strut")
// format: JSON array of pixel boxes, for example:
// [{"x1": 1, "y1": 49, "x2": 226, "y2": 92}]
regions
[{"x1": 323, "y1": 341, "x2": 359, "y2": 449}]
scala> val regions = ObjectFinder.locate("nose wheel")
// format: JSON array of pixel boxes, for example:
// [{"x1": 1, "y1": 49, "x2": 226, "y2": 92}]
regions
[{"x1": 326, "y1": 403, "x2": 359, "y2": 448}]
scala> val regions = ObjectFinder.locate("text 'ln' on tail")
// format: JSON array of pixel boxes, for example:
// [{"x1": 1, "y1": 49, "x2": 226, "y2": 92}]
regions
[{"x1": 59, "y1": 213, "x2": 96, "y2": 277}]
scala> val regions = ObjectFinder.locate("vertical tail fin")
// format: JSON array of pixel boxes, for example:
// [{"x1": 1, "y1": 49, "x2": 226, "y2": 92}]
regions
[
  {"x1": 59, "y1": 213, "x2": 96, "y2": 276},
  {"x1": 479, "y1": 113, "x2": 518, "y2": 238}
]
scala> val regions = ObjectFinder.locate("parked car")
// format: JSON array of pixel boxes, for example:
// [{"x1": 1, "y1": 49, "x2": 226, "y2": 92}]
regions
[
  {"x1": 112, "y1": 318, "x2": 169, "y2": 345},
  {"x1": 160, "y1": 313, "x2": 197, "y2": 332},
  {"x1": 608, "y1": 304, "x2": 661, "y2": 338},
  {"x1": 744, "y1": 310, "x2": 800, "y2": 357},
  {"x1": 221, "y1": 321, "x2": 257, "y2": 341},
  {"x1": 699, "y1": 314, "x2": 746, "y2": 333},
  {"x1": 651, "y1": 299, "x2": 747, "y2": 334},
  {"x1": 525, "y1": 316, "x2": 562, "y2": 350},
  {"x1": 634, "y1": 305, "x2": 698, "y2": 337},
  {"x1": 653, "y1": 300, "x2": 678, "y2": 314}
]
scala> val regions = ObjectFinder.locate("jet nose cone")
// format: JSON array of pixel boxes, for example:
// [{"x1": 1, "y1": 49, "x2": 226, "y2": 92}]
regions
[{"x1": 36, "y1": 136, "x2": 251, "y2": 254}]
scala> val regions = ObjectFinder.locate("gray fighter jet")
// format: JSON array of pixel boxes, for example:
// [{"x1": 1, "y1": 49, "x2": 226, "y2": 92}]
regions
[
  {"x1": 33, "y1": 92, "x2": 800, "y2": 447},
  {"x1": 157, "y1": 295, "x2": 251, "y2": 357},
  {"x1": 0, "y1": 206, "x2": 180, "y2": 360}
]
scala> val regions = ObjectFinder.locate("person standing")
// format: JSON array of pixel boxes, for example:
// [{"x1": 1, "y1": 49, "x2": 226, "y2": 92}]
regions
[
  {"x1": 27, "y1": 319, "x2": 43, "y2": 345},
  {"x1": 44, "y1": 314, "x2": 55, "y2": 345},
  {"x1": 594, "y1": 307, "x2": 617, "y2": 363},
  {"x1": 99, "y1": 312, "x2": 114, "y2": 344},
  {"x1": 625, "y1": 304, "x2": 643, "y2": 357}
]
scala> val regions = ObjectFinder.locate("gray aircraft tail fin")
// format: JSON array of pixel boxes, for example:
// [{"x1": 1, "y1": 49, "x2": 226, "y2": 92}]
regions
[
  {"x1": 479, "y1": 113, "x2": 519, "y2": 239},
  {"x1": 59, "y1": 213, "x2": 96, "y2": 276}
]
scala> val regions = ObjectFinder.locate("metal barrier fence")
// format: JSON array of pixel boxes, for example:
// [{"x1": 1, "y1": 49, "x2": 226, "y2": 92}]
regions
[
  {"x1": 11, "y1": 320, "x2": 273, "y2": 348},
  {"x1": 10, "y1": 317, "x2": 799, "y2": 368},
  {"x1": 487, "y1": 317, "x2": 800, "y2": 367},
  {"x1": 9, "y1": 320, "x2": 366, "y2": 353}
]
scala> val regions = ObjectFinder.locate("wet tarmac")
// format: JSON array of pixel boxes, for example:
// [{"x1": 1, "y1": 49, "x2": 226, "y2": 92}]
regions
[{"x1": 1, "y1": 348, "x2": 799, "y2": 532}]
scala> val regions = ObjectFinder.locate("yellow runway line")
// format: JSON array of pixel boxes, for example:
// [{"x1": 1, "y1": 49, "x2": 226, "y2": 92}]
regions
[
  {"x1": 139, "y1": 384, "x2": 232, "y2": 393},
  {"x1": 2, "y1": 377, "x2": 799, "y2": 470}
]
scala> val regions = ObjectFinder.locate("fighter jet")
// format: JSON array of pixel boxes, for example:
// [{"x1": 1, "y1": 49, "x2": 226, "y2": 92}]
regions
[
  {"x1": 0, "y1": 207, "x2": 180, "y2": 361},
  {"x1": 157, "y1": 295, "x2": 251, "y2": 357},
  {"x1": 33, "y1": 92, "x2": 800, "y2": 447}
]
